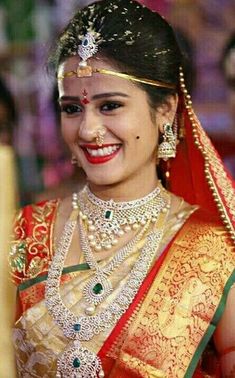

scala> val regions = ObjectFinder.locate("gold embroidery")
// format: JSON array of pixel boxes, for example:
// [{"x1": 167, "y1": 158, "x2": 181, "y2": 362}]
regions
[
  {"x1": 9, "y1": 200, "x2": 58, "y2": 283},
  {"x1": 118, "y1": 215, "x2": 235, "y2": 378},
  {"x1": 121, "y1": 352, "x2": 166, "y2": 377}
]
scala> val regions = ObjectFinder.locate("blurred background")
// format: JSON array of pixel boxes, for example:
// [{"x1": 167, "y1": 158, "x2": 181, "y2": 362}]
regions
[{"x1": 0, "y1": 0, "x2": 235, "y2": 206}]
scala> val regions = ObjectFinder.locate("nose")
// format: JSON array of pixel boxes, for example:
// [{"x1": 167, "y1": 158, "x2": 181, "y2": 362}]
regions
[{"x1": 78, "y1": 109, "x2": 103, "y2": 142}]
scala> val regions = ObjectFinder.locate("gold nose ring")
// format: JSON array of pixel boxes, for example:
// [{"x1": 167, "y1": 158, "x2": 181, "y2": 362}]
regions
[{"x1": 95, "y1": 129, "x2": 105, "y2": 147}]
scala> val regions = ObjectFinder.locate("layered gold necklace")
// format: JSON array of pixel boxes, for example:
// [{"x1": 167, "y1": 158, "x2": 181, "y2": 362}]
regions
[
  {"x1": 45, "y1": 185, "x2": 170, "y2": 377},
  {"x1": 77, "y1": 185, "x2": 168, "y2": 252}
]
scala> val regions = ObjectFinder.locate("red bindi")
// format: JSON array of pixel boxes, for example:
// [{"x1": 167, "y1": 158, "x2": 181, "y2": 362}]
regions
[{"x1": 81, "y1": 89, "x2": 90, "y2": 105}]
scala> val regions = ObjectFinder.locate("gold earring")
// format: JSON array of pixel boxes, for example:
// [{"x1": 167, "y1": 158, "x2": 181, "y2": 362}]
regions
[
  {"x1": 71, "y1": 155, "x2": 78, "y2": 165},
  {"x1": 95, "y1": 129, "x2": 105, "y2": 147},
  {"x1": 158, "y1": 123, "x2": 176, "y2": 161}
]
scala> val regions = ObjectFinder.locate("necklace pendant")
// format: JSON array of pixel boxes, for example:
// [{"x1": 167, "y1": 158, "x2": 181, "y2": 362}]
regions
[
  {"x1": 104, "y1": 209, "x2": 113, "y2": 221},
  {"x1": 83, "y1": 273, "x2": 113, "y2": 306},
  {"x1": 57, "y1": 340, "x2": 103, "y2": 377}
]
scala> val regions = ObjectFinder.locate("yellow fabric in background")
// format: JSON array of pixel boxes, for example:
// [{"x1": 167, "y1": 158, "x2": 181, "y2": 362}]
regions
[{"x1": 0, "y1": 145, "x2": 17, "y2": 378}]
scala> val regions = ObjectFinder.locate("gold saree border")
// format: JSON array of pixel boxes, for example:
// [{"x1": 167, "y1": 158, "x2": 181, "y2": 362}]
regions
[
  {"x1": 185, "y1": 270, "x2": 235, "y2": 378},
  {"x1": 109, "y1": 210, "x2": 235, "y2": 378}
]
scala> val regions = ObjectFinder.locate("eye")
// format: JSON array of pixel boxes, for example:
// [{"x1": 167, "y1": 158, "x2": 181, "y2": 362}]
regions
[
  {"x1": 100, "y1": 101, "x2": 123, "y2": 112},
  {"x1": 60, "y1": 103, "x2": 82, "y2": 115}
]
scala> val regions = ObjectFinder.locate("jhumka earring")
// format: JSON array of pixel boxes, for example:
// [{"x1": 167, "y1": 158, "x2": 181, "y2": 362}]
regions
[
  {"x1": 158, "y1": 123, "x2": 176, "y2": 161},
  {"x1": 95, "y1": 129, "x2": 105, "y2": 147}
]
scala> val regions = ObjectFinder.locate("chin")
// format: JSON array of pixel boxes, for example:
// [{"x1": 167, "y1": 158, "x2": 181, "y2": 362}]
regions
[{"x1": 86, "y1": 171, "x2": 122, "y2": 187}]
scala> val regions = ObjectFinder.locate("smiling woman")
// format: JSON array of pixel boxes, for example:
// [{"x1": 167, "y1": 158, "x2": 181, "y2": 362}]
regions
[
  {"x1": 9, "y1": 1, "x2": 235, "y2": 377},
  {"x1": 57, "y1": 56, "x2": 174, "y2": 190}
]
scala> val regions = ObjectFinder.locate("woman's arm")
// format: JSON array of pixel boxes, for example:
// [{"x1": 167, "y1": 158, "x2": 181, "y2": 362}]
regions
[{"x1": 214, "y1": 284, "x2": 235, "y2": 377}]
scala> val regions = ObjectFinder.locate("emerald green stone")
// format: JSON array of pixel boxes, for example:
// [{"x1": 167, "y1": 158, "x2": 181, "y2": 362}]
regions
[
  {"x1": 104, "y1": 210, "x2": 113, "y2": 220},
  {"x1": 165, "y1": 124, "x2": 171, "y2": 132},
  {"x1": 73, "y1": 323, "x2": 81, "y2": 332},
  {"x1": 92, "y1": 282, "x2": 103, "y2": 295},
  {"x1": 73, "y1": 357, "x2": 81, "y2": 368}
]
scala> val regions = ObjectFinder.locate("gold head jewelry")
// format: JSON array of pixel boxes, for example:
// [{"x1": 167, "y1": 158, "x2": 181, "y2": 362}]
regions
[
  {"x1": 95, "y1": 129, "x2": 105, "y2": 147},
  {"x1": 58, "y1": 66, "x2": 176, "y2": 89},
  {"x1": 57, "y1": 32, "x2": 176, "y2": 89}
]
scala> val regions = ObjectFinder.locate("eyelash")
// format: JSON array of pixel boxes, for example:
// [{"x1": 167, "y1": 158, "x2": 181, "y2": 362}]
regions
[
  {"x1": 60, "y1": 101, "x2": 123, "y2": 116},
  {"x1": 100, "y1": 101, "x2": 123, "y2": 112},
  {"x1": 60, "y1": 104, "x2": 82, "y2": 115}
]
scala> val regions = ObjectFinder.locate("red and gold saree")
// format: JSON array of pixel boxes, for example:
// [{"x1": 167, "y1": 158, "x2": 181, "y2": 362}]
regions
[{"x1": 10, "y1": 199, "x2": 235, "y2": 377}]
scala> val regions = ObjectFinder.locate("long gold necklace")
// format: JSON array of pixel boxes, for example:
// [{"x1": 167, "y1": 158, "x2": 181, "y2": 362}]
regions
[
  {"x1": 77, "y1": 185, "x2": 169, "y2": 313},
  {"x1": 45, "y1": 188, "x2": 170, "y2": 377}
]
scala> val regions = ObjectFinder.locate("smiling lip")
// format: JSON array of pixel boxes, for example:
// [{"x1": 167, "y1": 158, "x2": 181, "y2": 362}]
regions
[{"x1": 81, "y1": 144, "x2": 121, "y2": 164}]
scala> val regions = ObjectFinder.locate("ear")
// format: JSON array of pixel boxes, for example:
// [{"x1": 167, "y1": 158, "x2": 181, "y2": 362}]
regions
[{"x1": 154, "y1": 94, "x2": 178, "y2": 133}]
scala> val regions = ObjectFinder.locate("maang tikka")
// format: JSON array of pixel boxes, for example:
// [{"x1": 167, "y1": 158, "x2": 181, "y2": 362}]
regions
[{"x1": 158, "y1": 123, "x2": 176, "y2": 161}]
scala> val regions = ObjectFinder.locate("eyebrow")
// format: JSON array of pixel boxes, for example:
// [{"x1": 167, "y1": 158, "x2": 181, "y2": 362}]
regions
[{"x1": 59, "y1": 92, "x2": 130, "y2": 102}]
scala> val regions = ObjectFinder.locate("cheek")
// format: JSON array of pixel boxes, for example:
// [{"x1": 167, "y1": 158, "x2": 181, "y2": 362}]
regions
[{"x1": 61, "y1": 120, "x2": 77, "y2": 144}]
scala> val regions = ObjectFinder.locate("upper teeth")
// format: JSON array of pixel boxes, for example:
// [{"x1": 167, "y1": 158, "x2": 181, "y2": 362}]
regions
[{"x1": 87, "y1": 145, "x2": 119, "y2": 157}]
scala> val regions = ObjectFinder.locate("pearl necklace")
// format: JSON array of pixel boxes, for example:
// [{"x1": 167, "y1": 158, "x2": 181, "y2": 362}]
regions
[
  {"x1": 76, "y1": 184, "x2": 168, "y2": 253},
  {"x1": 45, "y1": 191, "x2": 170, "y2": 377}
]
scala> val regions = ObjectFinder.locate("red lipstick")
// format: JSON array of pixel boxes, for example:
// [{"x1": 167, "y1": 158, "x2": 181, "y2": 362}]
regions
[{"x1": 82, "y1": 145, "x2": 121, "y2": 164}]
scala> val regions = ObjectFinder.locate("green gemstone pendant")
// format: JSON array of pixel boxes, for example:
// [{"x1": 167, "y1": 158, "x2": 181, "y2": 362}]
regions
[
  {"x1": 57, "y1": 341, "x2": 103, "y2": 376},
  {"x1": 83, "y1": 273, "x2": 113, "y2": 306},
  {"x1": 104, "y1": 209, "x2": 113, "y2": 221},
  {"x1": 92, "y1": 283, "x2": 103, "y2": 295},
  {"x1": 73, "y1": 357, "x2": 81, "y2": 368}
]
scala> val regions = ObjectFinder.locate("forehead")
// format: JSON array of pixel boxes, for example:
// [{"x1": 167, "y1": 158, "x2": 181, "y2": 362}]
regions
[{"x1": 57, "y1": 56, "x2": 140, "y2": 95}]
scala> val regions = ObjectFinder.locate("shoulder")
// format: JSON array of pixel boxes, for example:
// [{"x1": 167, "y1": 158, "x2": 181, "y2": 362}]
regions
[
  {"x1": 180, "y1": 207, "x2": 232, "y2": 238},
  {"x1": 176, "y1": 207, "x2": 235, "y2": 268},
  {"x1": 9, "y1": 199, "x2": 60, "y2": 285}
]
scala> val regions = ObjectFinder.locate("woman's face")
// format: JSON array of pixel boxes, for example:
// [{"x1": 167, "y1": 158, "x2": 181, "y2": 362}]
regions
[{"x1": 58, "y1": 56, "x2": 175, "y2": 190}]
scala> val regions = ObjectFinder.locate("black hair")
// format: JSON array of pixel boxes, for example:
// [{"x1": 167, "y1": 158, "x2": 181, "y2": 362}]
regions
[
  {"x1": 49, "y1": 0, "x2": 183, "y2": 109},
  {"x1": 0, "y1": 76, "x2": 17, "y2": 124},
  {"x1": 0, "y1": 76, "x2": 17, "y2": 142},
  {"x1": 175, "y1": 29, "x2": 195, "y2": 94}
]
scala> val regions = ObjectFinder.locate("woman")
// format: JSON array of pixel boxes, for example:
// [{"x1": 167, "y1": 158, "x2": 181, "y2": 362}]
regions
[{"x1": 10, "y1": 1, "x2": 235, "y2": 377}]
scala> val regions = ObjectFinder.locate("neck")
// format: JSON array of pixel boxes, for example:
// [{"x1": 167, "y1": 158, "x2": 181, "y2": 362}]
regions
[{"x1": 87, "y1": 169, "x2": 159, "y2": 202}]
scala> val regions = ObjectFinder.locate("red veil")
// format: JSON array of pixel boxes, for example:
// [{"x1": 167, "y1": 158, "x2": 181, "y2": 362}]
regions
[{"x1": 163, "y1": 89, "x2": 235, "y2": 244}]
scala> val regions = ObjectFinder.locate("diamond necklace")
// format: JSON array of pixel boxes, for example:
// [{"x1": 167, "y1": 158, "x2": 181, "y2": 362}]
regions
[
  {"x1": 79, "y1": 187, "x2": 168, "y2": 311},
  {"x1": 80, "y1": 215, "x2": 151, "y2": 313},
  {"x1": 45, "y1": 194, "x2": 170, "y2": 378},
  {"x1": 77, "y1": 184, "x2": 168, "y2": 253}
]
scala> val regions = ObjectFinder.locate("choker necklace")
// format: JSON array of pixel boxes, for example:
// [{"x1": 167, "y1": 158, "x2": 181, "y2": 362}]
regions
[
  {"x1": 45, "y1": 189, "x2": 170, "y2": 378},
  {"x1": 77, "y1": 185, "x2": 168, "y2": 253}
]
